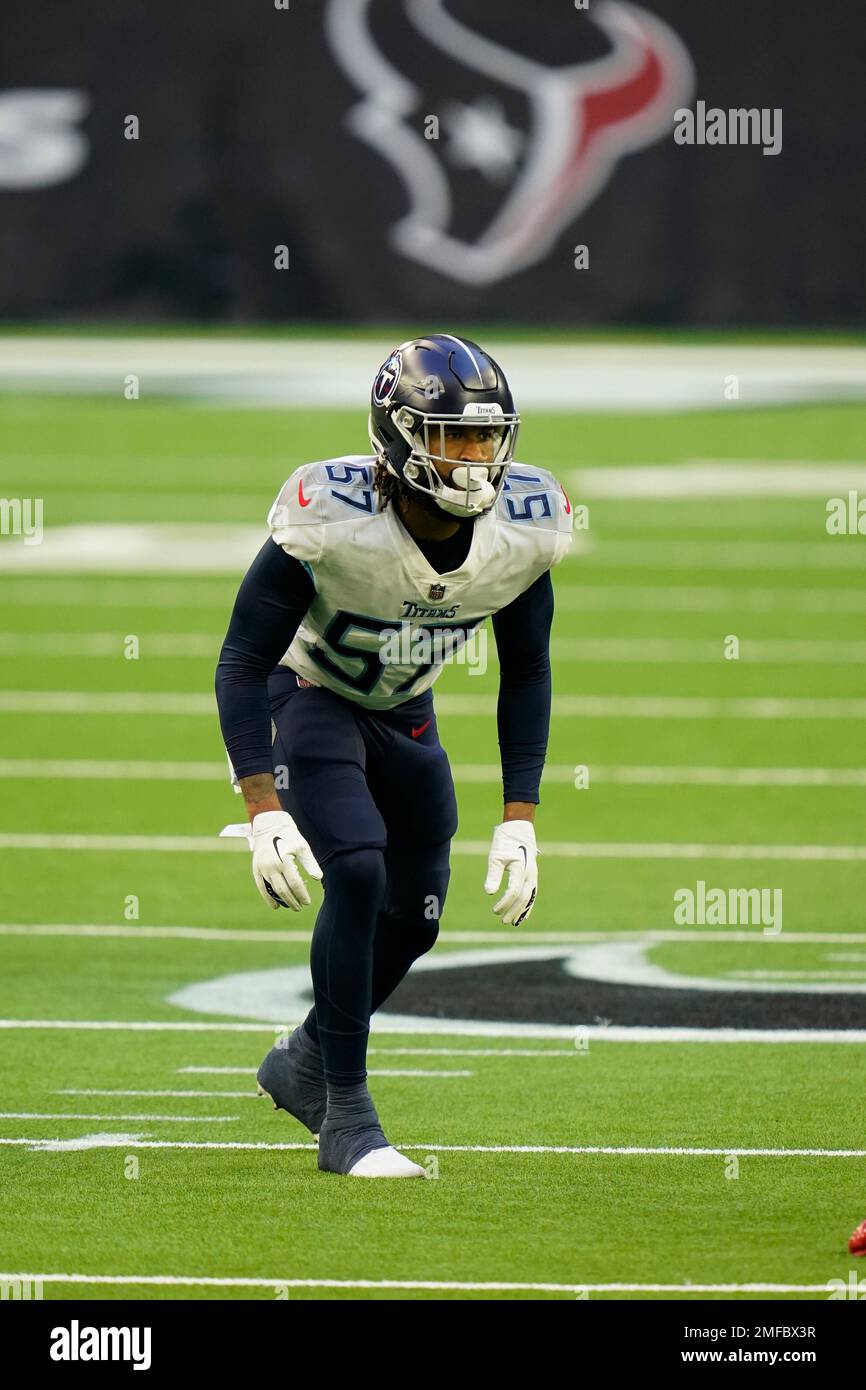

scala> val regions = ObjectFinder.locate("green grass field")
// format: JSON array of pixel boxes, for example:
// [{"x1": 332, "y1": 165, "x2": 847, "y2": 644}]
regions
[{"x1": 1, "y1": 391, "x2": 865, "y2": 1301}]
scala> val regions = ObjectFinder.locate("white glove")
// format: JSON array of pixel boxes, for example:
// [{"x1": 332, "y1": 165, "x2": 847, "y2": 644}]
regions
[
  {"x1": 483, "y1": 819, "x2": 539, "y2": 926},
  {"x1": 250, "y1": 810, "x2": 323, "y2": 911}
]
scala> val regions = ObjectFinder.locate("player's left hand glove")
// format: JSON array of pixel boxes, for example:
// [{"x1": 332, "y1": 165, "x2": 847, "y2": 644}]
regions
[
  {"x1": 250, "y1": 810, "x2": 323, "y2": 911},
  {"x1": 483, "y1": 819, "x2": 538, "y2": 926}
]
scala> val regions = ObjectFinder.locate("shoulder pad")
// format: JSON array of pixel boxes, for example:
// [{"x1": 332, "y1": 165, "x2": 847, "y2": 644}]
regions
[
  {"x1": 496, "y1": 464, "x2": 574, "y2": 565},
  {"x1": 268, "y1": 456, "x2": 379, "y2": 563}
]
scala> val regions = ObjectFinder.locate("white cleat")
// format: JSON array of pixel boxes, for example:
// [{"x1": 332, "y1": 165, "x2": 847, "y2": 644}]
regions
[{"x1": 347, "y1": 1145, "x2": 427, "y2": 1178}]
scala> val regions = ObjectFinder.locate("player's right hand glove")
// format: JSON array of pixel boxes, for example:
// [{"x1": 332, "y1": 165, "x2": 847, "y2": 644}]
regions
[
  {"x1": 250, "y1": 810, "x2": 323, "y2": 911},
  {"x1": 483, "y1": 819, "x2": 539, "y2": 926}
]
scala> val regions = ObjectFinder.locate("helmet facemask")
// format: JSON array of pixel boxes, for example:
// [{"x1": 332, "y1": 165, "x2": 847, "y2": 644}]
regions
[{"x1": 375, "y1": 405, "x2": 520, "y2": 518}]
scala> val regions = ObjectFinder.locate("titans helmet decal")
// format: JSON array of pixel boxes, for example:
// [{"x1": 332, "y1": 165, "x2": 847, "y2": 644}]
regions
[{"x1": 372, "y1": 350, "x2": 403, "y2": 405}]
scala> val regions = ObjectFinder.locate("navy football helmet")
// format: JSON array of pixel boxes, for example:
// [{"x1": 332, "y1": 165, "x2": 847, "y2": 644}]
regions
[{"x1": 369, "y1": 333, "x2": 519, "y2": 517}]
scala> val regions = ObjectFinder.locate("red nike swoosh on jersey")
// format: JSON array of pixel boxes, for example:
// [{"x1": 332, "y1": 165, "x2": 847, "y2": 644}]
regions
[
  {"x1": 561, "y1": 485, "x2": 571, "y2": 514},
  {"x1": 298, "y1": 478, "x2": 312, "y2": 507},
  {"x1": 411, "y1": 719, "x2": 432, "y2": 738}
]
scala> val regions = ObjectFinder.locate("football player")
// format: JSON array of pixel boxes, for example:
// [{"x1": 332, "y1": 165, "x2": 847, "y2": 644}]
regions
[{"x1": 215, "y1": 333, "x2": 573, "y2": 1177}]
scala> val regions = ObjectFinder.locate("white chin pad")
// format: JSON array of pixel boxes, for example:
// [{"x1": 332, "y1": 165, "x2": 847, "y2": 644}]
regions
[
  {"x1": 450, "y1": 464, "x2": 489, "y2": 490},
  {"x1": 440, "y1": 478, "x2": 496, "y2": 513}
]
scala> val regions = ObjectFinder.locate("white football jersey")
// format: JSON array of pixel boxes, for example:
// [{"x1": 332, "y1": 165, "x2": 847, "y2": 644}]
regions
[{"x1": 267, "y1": 455, "x2": 573, "y2": 709}]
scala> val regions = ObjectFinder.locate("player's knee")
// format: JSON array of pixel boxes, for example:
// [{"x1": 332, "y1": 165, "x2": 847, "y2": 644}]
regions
[
  {"x1": 385, "y1": 859, "x2": 449, "y2": 952},
  {"x1": 325, "y1": 845, "x2": 386, "y2": 904}
]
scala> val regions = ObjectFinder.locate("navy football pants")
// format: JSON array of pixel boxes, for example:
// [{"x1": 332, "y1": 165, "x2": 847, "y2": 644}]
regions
[{"x1": 268, "y1": 667, "x2": 459, "y2": 1085}]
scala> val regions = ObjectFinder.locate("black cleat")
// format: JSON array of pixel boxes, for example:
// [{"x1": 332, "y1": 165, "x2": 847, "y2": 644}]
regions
[{"x1": 256, "y1": 1024, "x2": 327, "y2": 1136}]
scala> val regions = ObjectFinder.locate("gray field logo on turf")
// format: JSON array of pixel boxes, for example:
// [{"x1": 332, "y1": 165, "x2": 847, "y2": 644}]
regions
[
  {"x1": 0, "y1": 496, "x2": 43, "y2": 545},
  {"x1": 171, "y1": 940, "x2": 866, "y2": 1034},
  {"x1": 673, "y1": 880, "x2": 783, "y2": 935}
]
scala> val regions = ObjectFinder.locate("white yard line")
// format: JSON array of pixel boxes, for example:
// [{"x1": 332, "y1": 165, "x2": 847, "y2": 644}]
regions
[
  {"x1": 0, "y1": 692, "x2": 216, "y2": 715},
  {"x1": 1, "y1": 832, "x2": 863, "y2": 860},
  {"x1": 0, "y1": 1134, "x2": 148, "y2": 1151},
  {"x1": 57, "y1": 1075, "x2": 472, "y2": 1097},
  {"x1": 5, "y1": 632, "x2": 866, "y2": 663},
  {"x1": 449, "y1": 841, "x2": 866, "y2": 862},
  {"x1": 0, "y1": 1112, "x2": 239, "y2": 1122},
  {"x1": 554, "y1": 585, "x2": 866, "y2": 613},
  {"x1": 0, "y1": 633, "x2": 217, "y2": 658},
  {"x1": 0, "y1": 759, "x2": 227, "y2": 781},
  {"x1": 0, "y1": 833, "x2": 248, "y2": 851},
  {"x1": 570, "y1": 462, "x2": 866, "y2": 499},
  {"x1": 2, "y1": 759, "x2": 864, "y2": 787},
  {"x1": 562, "y1": 540, "x2": 865, "y2": 569},
  {"x1": 2, "y1": 1018, "x2": 865, "y2": 1042},
  {"x1": 0, "y1": 1271, "x2": 838, "y2": 1293},
  {"x1": 585, "y1": 765, "x2": 866, "y2": 787},
  {"x1": 0, "y1": 524, "x2": 264, "y2": 575},
  {"x1": 436, "y1": 695, "x2": 866, "y2": 719},
  {"x1": 2, "y1": 1135, "x2": 864, "y2": 1157},
  {"x1": 550, "y1": 638, "x2": 866, "y2": 664},
  {"x1": 177, "y1": 1054, "x2": 581, "y2": 1070},
  {"x1": 7, "y1": 579, "x2": 866, "y2": 614},
  {"x1": 0, "y1": 1020, "x2": 283, "y2": 1032},
  {"x1": 4, "y1": 925, "x2": 866, "y2": 946},
  {"x1": 360, "y1": 1070, "x2": 472, "y2": 1077},
  {"x1": 2, "y1": 337, "x2": 863, "y2": 409},
  {"x1": 2, "y1": 579, "x2": 234, "y2": 609},
  {"x1": 4, "y1": 691, "x2": 866, "y2": 719}
]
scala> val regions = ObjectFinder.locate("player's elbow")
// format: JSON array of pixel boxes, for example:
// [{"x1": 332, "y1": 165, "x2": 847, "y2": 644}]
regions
[{"x1": 215, "y1": 645, "x2": 265, "y2": 703}]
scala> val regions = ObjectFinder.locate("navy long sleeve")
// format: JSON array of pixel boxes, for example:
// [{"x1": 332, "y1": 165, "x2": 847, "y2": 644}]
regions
[
  {"x1": 215, "y1": 538, "x2": 315, "y2": 779},
  {"x1": 491, "y1": 570, "x2": 554, "y2": 806}
]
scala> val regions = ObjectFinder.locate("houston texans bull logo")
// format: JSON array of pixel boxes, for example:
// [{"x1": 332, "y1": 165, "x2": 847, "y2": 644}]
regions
[{"x1": 325, "y1": 0, "x2": 694, "y2": 284}]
